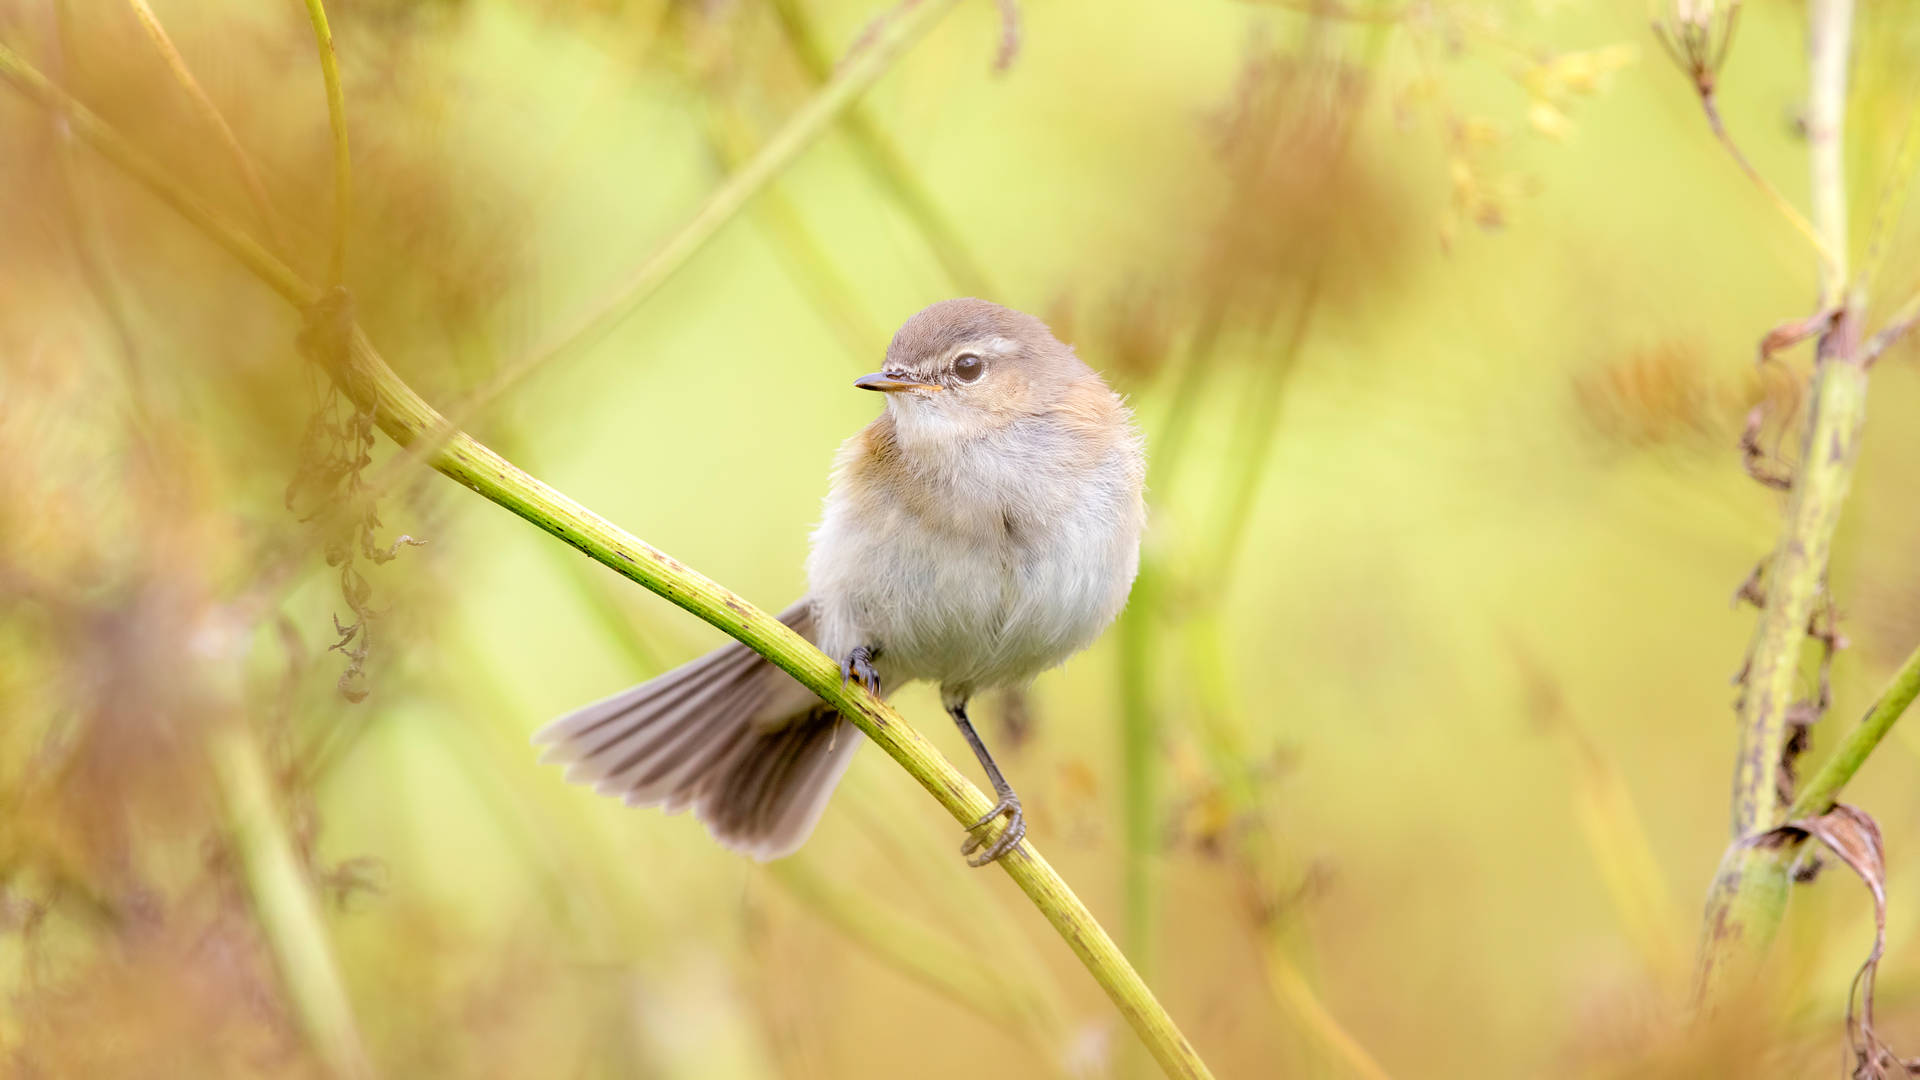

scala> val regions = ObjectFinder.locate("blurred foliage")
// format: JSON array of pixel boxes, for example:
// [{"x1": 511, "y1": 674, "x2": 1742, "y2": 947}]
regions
[{"x1": 5, "y1": 0, "x2": 1920, "y2": 1077}]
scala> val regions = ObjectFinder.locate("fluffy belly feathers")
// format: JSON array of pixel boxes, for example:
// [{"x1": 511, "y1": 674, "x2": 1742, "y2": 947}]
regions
[{"x1": 806, "y1": 427, "x2": 1142, "y2": 696}]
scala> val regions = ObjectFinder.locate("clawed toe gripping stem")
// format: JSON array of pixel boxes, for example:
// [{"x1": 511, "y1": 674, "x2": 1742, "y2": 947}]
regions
[
  {"x1": 841, "y1": 645, "x2": 881, "y2": 695},
  {"x1": 962, "y1": 790, "x2": 1026, "y2": 866}
]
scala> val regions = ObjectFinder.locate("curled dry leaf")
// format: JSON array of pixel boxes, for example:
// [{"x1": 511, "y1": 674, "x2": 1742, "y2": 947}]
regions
[
  {"x1": 1763, "y1": 805, "x2": 1918, "y2": 1079},
  {"x1": 1759, "y1": 308, "x2": 1837, "y2": 361}
]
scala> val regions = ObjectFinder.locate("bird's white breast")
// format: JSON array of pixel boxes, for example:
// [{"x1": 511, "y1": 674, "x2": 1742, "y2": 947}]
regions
[{"x1": 806, "y1": 410, "x2": 1144, "y2": 698}]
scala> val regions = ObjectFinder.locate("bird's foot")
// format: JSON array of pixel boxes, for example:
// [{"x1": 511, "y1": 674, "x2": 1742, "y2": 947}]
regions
[
  {"x1": 960, "y1": 791, "x2": 1025, "y2": 867},
  {"x1": 840, "y1": 646, "x2": 881, "y2": 695}
]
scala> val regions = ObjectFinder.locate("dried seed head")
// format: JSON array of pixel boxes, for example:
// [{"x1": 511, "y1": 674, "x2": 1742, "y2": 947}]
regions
[{"x1": 1651, "y1": 0, "x2": 1741, "y2": 94}]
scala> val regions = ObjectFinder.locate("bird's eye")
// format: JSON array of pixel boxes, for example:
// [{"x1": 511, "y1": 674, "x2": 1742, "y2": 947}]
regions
[{"x1": 952, "y1": 353, "x2": 985, "y2": 382}]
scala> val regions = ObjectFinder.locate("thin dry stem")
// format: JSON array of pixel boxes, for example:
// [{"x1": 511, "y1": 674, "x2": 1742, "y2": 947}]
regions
[
  {"x1": 125, "y1": 0, "x2": 291, "y2": 254},
  {"x1": 300, "y1": 0, "x2": 350, "y2": 286},
  {"x1": 1260, "y1": 945, "x2": 1396, "y2": 1080},
  {"x1": 1699, "y1": 94, "x2": 1844, "y2": 288},
  {"x1": 1866, "y1": 290, "x2": 1920, "y2": 360}
]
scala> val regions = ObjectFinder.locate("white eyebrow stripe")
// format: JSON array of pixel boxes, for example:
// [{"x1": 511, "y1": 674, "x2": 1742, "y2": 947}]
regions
[{"x1": 948, "y1": 337, "x2": 1015, "y2": 362}]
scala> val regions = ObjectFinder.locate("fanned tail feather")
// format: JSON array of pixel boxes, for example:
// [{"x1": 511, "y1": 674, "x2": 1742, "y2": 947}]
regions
[{"x1": 531, "y1": 598, "x2": 861, "y2": 860}]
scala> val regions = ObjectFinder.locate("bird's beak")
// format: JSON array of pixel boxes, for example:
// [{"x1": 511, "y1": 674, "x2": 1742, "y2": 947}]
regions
[{"x1": 855, "y1": 371, "x2": 941, "y2": 393}]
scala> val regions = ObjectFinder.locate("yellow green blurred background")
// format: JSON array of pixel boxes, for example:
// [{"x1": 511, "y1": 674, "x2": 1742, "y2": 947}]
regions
[{"x1": 4, "y1": 0, "x2": 1920, "y2": 1076}]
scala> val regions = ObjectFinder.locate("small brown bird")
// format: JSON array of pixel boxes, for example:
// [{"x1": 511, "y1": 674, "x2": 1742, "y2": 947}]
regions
[{"x1": 533, "y1": 298, "x2": 1146, "y2": 865}]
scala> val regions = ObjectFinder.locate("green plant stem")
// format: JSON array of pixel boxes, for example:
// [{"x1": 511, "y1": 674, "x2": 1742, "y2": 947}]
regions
[
  {"x1": 1726, "y1": 0, "x2": 1861, "y2": 844},
  {"x1": 299, "y1": 0, "x2": 351, "y2": 286},
  {"x1": 766, "y1": 0, "x2": 997, "y2": 299},
  {"x1": 1809, "y1": 0, "x2": 1853, "y2": 309},
  {"x1": 1696, "y1": 0, "x2": 1866, "y2": 1010},
  {"x1": 210, "y1": 725, "x2": 374, "y2": 1080},
  {"x1": 1726, "y1": 354, "x2": 1867, "y2": 838},
  {"x1": 1787, "y1": 640, "x2": 1920, "y2": 820},
  {"x1": 0, "y1": 43, "x2": 1219, "y2": 1080}
]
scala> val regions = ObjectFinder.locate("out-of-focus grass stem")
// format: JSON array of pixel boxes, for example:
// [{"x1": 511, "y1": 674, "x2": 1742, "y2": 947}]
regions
[
  {"x1": 1195, "y1": 282, "x2": 1317, "y2": 591},
  {"x1": 125, "y1": 0, "x2": 291, "y2": 255},
  {"x1": 1182, "y1": 610, "x2": 1391, "y2": 1079},
  {"x1": 1696, "y1": 97, "x2": 1841, "y2": 290},
  {"x1": 704, "y1": 99, "x2": 889, "y2": 361},
  {"x1": 1146, "y1": 314, "x2": 1224, "y2": 497},
  {"x1": 766, "y1": 0, "x2": 996, "y2": 300},
  {"x1": 766, "y1": 857, "x2": 1076, "y2": 1075},
  {"x1": 468, "y1": 0, "x2": 962, "y2": 412},
  {"x1": 0, "y1": 43, "x2": 311, "y2": 303},
  {"x1": 1866, "y1": 290, "x2": 1920, "y2": 360},
  {"x1": 1116, "y1": 562, "x2": 1160, "y2": 982},
  {"x1": 209, "y1": 724, "x2": 375, "y2": 1080},
  {"x1": 0, "y1": 55, "x2": 1217, "y2": 1074},
  {"x1": 1171, "y1": 289, "x2": 1381, "y2": 1072},
  {"x1": 47, "y1": 0, "x2": 149, "y2": 410},
  {"x1": 1853, "y1": 91, "x2": 1920, "y2": 299},
  {"x1": 1259, "y1": 946, "x2": 1395, "y2": 1080},
  {"x1": 299, "y1": 0, "x2": 350, "y2": 286}
]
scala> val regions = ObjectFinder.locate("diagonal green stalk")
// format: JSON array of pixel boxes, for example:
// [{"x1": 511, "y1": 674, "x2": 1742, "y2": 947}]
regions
[
  {"x1": 1787, "y1": 640, "x2": 1920, "y2": 820},
  {"x1": 703, "y1": 97, "x2": 889, "y2": 361},
  {"x1": 0, "y1": 47, "x2": 1218, "y2": 1080},
  {"x1": 468, "y1": 0, "x2": 963, "y2": 412},
  {"x1": 299, "y1": 0, "x2": 351, "y2": 286}
]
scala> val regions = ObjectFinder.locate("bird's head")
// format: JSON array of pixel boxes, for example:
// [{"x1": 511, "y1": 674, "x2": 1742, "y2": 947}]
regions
[{"x1": 855, "y1": 298, "x2": 1096, "y2": 445}]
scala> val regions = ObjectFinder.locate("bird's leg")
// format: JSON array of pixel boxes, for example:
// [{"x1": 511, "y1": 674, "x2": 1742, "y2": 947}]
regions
[
  {"x1": 840, "y1": 645, "x2": 882, "y2": 695},
  {"x1": 946, "y1": 697, "x2": 1026, "y2": 866}
]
